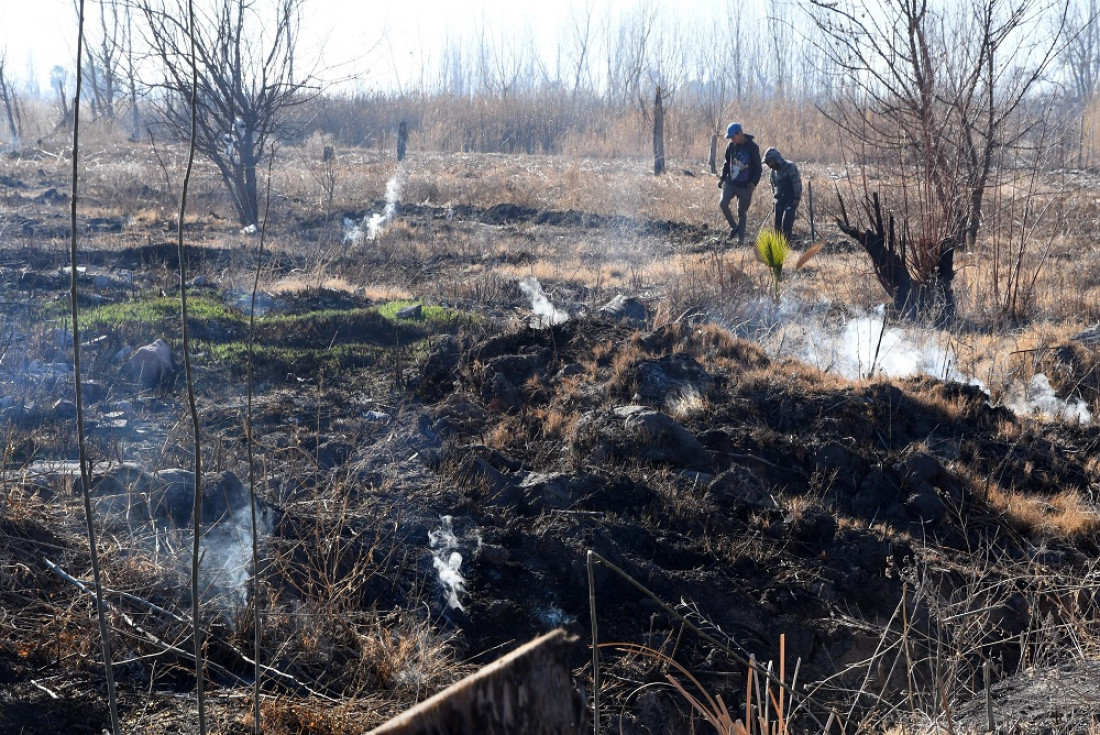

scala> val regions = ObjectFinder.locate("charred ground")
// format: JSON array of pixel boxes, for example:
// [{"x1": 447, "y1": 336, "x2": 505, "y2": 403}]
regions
[{"x1": 2, "y1": 151, "x2": 1100, "y2": 734}]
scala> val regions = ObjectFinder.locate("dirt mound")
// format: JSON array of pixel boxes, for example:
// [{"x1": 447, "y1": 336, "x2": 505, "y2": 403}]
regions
[{"x1": 404, "y1": 313, "x2": 1100, "y2": 727}]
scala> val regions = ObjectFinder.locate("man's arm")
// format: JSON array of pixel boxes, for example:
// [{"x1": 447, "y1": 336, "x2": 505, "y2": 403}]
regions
[{"x1": 747, "y1": 144, "x2": 763, "y2": 187}]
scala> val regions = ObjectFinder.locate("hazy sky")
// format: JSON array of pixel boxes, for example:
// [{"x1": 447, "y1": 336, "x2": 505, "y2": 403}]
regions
[{"x1": 0, "y1": 0, "x2": 729, "y2": 95}]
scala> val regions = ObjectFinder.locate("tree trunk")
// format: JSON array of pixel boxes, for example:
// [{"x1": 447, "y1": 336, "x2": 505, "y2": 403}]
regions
[
  {"x1": 128, "y1": 84, "x2": 141, "y2": 142},
  {"x1": 653, "y1": 86, "x2": 665, "y2": 175},
  {"x1": 55, "y1": 81, "x2": 72, "y2": 131},
  {"x1": 397, "y1": 121, "x2": 408, "y2": 161},
  {"x1": 0, "y1": 75, "x2": 19, "y2": 147},
  {"x1": 837, "y1": 192, "x2": 914, "y2": 316},
  {"x1": 708, "y1": 132, "x2": 718, "y2": 174}
]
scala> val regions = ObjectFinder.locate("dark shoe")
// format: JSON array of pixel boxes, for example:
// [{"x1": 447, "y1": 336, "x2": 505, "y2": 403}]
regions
[{"x1": 727, "y1": 227, "x2": 737, "y2": 241}]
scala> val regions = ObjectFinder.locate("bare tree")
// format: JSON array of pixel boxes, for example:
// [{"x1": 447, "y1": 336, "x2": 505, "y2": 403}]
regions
[
  {"x1": 476, "y1": 23, "x2": 544, "y2": 98},
  {"x1": 805, "y1": 0, "x2": 1070, "y2": 323},
  {"x1": 436, "y1": 36, "x2": 471, "y2": 96},
  {"x1": 604, "y1": 1, "x2": 658, "y2": 113},
  {"x1": 562, "y1": 0, "x2": 597, "y2": 94},
  {"x1": 52, "y1": 65, "x2": 73, "y2": 129},
  {"x1": 137, "y1": 0, "x2": 317, "y2": 227},
  {"x1": 0, "y1": 53, "x2": 21, "y2": 149},
  {"x1": 123, "y1": 3, "x2": 143, "y2": 139},
  {"x1": 645, "y1": 10, "x2": 690, "y2": 103},
  {"x1": 694, "y1": 8, "x2": 765, "y2": 172},
  {"x1": 1061, "y1": 0, "x2": 1100, "y2": 103},
  {"x1": 694, "y1": 22, "x2": 735, "y2": 173},
  {"x1": 723, "y1": 12, "x2": 750, "y2": 103},
  {"x1": 766, "y1": 0, "x2": 793, "y2": 99},
  {"x1": 653, "y1": 85, "x2": 665, "y2": 174},
  {"x1": 74, "y1": 0, "x2": 126, "y2": 122}
]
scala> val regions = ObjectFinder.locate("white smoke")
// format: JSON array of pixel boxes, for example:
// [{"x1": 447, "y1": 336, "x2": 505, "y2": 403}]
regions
[
  {"x1": 368, "y1": 167, "x2": 406, "y2": 240},
  {"x1": 341, "y1": 166, "x2": 406, "y2": 244},
  {"x1": 200, "y1": 501, "x2": 271, "y2": 614},
  {"x1": 769, "y1": 302, "x2": 1091, "y2": 425},
  {"x1": 1005, "y1": 373, "x2": 1092, "y2": 424},
  {"x1": 342, "y1": 217, "x2": 365, "y2": 244},
  {"x1": 518, "y1": 276, "x2": 569, "y2": 328},
  {"x1": 428, "y1": 515, "x2": 467, "y2": 612},
  {"x1": 796, "y1": 305, "x2": 962, "y2": 381}
]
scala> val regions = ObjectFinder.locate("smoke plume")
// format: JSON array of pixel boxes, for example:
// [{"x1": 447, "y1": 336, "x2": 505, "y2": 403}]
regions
[
  {"x1": 768, "y1": 302, "x2": 1091, "y2": 425},
  {"x1": 200, "y1": 501, "x2": 271, "y2": 613},
  {"x1": 796, "y1": 306, "x2": 961, "y2": 381},
  {"x1": 518, "y1": 276, "x2": 569, "y2": 327},
  {"x1": 428, "y1": 515, "x2": 467, "y2": 612},
  {"x1": 341, "y1": 166, "x2": 406, "y2": 244},
  {"x1": 1005, "y1": 373, "x2": 1092, "y2": 424}
]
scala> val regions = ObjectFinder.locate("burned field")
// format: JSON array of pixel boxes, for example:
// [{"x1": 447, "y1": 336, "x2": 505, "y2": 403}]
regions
[{"x1": 1, "y1": 149, "x2": 1100, "y2": 734}]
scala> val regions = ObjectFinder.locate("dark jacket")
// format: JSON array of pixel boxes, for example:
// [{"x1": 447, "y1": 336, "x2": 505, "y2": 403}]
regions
[
  {"x1": 770, "y1": 157, "x2": 802, "y2": 205},
  {"x1": 721, "y1": 134, "x2": 762, "y2": 187}
]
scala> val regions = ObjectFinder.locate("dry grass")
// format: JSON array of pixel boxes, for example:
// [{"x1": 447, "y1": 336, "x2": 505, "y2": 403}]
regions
[
  {"x1": 666, "y1": 386, "x2": 710, "y2": 420},
  {"x1": 984, "y1": 485, "x2": 1100, "y2": 539},
  {"x1": 13, "y1": 128, "x2": 1093, "y2": 423}
]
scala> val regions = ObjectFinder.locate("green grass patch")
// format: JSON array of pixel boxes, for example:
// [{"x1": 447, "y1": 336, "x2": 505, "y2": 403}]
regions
[
  {"x1": 203, "y1": 341, "x2": 389, "y2": 381},
  {"x1": 40, "y1": 292, "x2": 477, "y2": 385},
  {"x1": 260, "y1": 308, "x2": 412, "y2": 348},
  {"x1": 43, "y1": 293, "x2": 248, "y2": 345},
  {"x1": 375, "y1": 300, "x2": 477, "y2": 329}
]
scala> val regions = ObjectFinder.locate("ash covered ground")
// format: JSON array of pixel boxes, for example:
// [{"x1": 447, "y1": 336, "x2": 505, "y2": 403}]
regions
[{"x1": 1, "y1": 163, "x2": 1100, "y2": 734}]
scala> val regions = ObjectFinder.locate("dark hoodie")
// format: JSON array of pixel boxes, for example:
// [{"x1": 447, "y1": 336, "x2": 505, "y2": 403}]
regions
[{"x1": 721, "y1": 133, "x2": 762, "y2": 187}]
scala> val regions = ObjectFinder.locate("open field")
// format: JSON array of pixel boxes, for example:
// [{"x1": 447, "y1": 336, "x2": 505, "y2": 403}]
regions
[{"x1": 1, "y1": 131, "x2": 1100, "y2": 734}]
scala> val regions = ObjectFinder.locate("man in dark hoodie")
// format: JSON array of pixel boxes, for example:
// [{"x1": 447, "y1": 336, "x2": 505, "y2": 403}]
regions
[
  {"x1": 764, "y1": 147, "x2": 802, "y2": 241},
  {"x1": 717, "y1": 122, "x2": 762, "y2": 245}
]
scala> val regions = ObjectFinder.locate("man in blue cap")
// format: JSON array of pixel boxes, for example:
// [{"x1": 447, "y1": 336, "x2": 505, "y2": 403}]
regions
[{"x1": 717, "y1": 122, "x2": 761, "y2": 245}]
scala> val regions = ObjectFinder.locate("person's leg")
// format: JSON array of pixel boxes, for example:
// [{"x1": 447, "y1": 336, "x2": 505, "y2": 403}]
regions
[
  {"x1": 774, "y1": 204, "x2": 783, "y2": 234},
  {"x1": 719, "y1": 182, "x2": 738, "y2": 236},
  {"x1": 734, "y1": 186, "x2": 753, "y2": 244},
  {"x1": 780, "y1": 205, "x2": 797, "y2": 240}
]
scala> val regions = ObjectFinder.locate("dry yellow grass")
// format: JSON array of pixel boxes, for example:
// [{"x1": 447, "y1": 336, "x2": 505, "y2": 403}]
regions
[
  {"x1": 267, "y1": 274, "x2": 399, "y2": 298},
  {"x1": 984, "y1": 485, "x2": 1100, "y2": 539},
  {"x1": 530, "y1": 405, "x2": 581, "y2": 439},
  {"x1": 666, "y1": 387, "x2": 710, "y2": 420}
]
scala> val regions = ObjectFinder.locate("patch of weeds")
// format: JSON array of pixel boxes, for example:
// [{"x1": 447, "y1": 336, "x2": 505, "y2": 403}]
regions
[
  {"x1": 202, "y1": 341, "x2": 389, "y2": 383},
  {"x1": 196, "y1": 304, "x2": 470, "y2": 384},
  {"x1": 45, "y1": 294, "x2": 248, "y2": 345},
  {"x1": 260, "y1": 308, "x2": 414, "y2": 349},
  {"x1": 374, "y1": 300, "x2": 478, "y2": 331}
]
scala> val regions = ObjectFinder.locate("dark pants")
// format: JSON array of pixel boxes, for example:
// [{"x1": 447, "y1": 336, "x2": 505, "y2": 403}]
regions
[
  {"x1": 720, "y1": 182, "x2": 754, "y2": 242},
  {"x1": 774, "y1": 200, "x2": 798, "y2": 239}
]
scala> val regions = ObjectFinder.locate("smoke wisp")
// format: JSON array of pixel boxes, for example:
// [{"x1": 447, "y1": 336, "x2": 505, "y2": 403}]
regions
[
  {"x1": 341, "y1": 166, "x2": 406, "y2": 244},
  {"x1": 1005, "y1": 373, "x2": 1092, "y2": 424},
  {"x1": 518, "y1": 276, "x2": 569, "y2": 327},
  {"x1": 797, "y1": 306, "x2": 962, "y2": 382},
  {"x1": 200, "y1": 500, "x2": 271, "y2": 613},
  {"x1": 428, "y1": 515, "x2": 467, "y2": 612},
  {"x1": 367, "y1": 167, "x2": 406, "y2": 240}
]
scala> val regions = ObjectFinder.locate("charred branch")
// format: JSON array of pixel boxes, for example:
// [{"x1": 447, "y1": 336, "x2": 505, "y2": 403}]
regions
[{"x1": 836, "y1": 189, "x2": 957, "y2": 325}]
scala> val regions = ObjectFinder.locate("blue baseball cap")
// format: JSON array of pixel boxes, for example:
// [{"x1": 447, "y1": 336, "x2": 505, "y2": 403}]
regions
[{"x1": 725, "y1": 122, "x2": 743, "y2": 138}]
